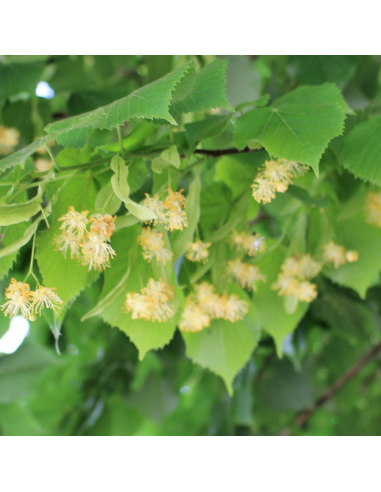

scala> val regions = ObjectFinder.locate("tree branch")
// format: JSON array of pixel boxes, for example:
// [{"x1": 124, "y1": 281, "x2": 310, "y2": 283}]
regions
[
  {"x1": 193, "y1": 146, "x2": 263, "y2": 158},
  {"x1": 283, "y1": 340, "x2": 381, "y2": 433}
]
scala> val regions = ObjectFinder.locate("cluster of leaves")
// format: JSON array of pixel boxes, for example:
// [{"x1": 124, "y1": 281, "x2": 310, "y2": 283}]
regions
[{"x1": 1, "y1": 55, "x2": 381, "y2": 436}]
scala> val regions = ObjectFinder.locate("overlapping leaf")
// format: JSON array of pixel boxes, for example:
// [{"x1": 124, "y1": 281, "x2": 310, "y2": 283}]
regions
[
  {"x1": 35, "y1": 174, "x2": 99, "y2": 305},
  {"x1": 342, "y1": 114, "x2": 381, "y2": 185},
  {"x1": 44, "y1": 62, "x2": 193, "y2": 137},
  {"x1": 182, "y1": 285, "x2": 261, "y2": 395},
  {"x1": 234, "y1": 84, "x2": 350, "y2": 175},
  {"x1": 253, "y1": 247, "x2": 308, "y2": 357}
]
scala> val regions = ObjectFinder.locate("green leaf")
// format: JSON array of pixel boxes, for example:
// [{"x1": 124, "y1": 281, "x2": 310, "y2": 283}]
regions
[
  {"x1": 171, "y1": 173, "x2": 201, "y2": 261},
  {"x1": 110, "y1": 156, "x2": 156, "y2": 221},
  {"x1": 0, "y1": 62, "x2": 44, "y2": 99},
  {"x1": 95, "y1": 181, "x2": 122, "y2": 215},
  {"x1": 0, "y1": 186, "x2": 43, "y2": 226},
  {"x1": 0, "y1": 132, "x2": 60, "y2": 172},
  {"x1": 312, "y1": 288, "x2": 374, "y2": 343},
  {"x1": 115, "y1": 214, "x2": 140, "y2": 230},
  {"x1": 204, "y1": 193, "x2": 250, "y2": 244},
  {"x1": 0, "y1": 223, "x2": 27, "y2": 279},
  {"x1": 235, "y1": 95, "x2": 270, "y2": 113},
  {"x1": 56, "y1": 147, "x2": 92, "y2": 168},
  {"x1": 98, "y1": 121, "x2": 157, "y2": 153},
  {"x1": 185, "y1": 115, "x2": 232, "y2": 148},
  {"x1": 98, "y1": 230, "x2": 181, "y2": 358},
  {"x1": 234, "y1": 84, "x2": 350, "y2": 175},
  {"x1": 81, "y1": 266, "x2": 131, "y2": 321},
  {"x1": 56, "y1": 128, "x2": 89, "y2": 149},
  {"x1": 151, "y1": 145, "x2": 180, "y2": 174},
  {"x1": 0, "y1": 339, "x2": 58, "y2": 404},
  {"x1": 214, "y1": 151, "x2": 266, "y2": 199},
  {"x1": 253, "y1": 248, "x2": 308, "y2": 357},
  {"x1": 323, "y1": 217, "x2": 381, "y2": 299},
  {"x1": 342, "y1": 115, "x2": 381, "y2": 185},
  {"x1": 289, "y1": 55, "x2": 359, "y2": 87},
  {"x1": 127, "y1": 159, "x2": 148, "y2": 194},
  {"x1": 44, "y1": 62, "x2": 194, "y2": 137},
  {"x1": 182, "y1": 286, "x2": 261, "y2": 395},
  {"x1": 0, "y1": 205, "x2": 50, "y2": 261},
  {"x1": 35, "y1": 175, "x2": 99, "y2": 305},
  {"x1": 170, "y1": 59, "x2": 233, "y2": 116}
]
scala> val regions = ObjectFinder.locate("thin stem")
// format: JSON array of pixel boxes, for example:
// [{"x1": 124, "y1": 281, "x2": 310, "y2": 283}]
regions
[
  {"x1": 117, "y1": 125, "x2": 124, "y2": 155},
  {"x1": 39, "y1": 205, "x2": 50, "y2": 229},
  {"x1": 24, "y1": 232, "x2": 38, "y2": 284},
  {"x1": 45, "y1": 145, "x2": 61, "y2": 172}
]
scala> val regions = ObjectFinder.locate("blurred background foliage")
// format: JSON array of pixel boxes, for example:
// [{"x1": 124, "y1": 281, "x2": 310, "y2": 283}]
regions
[{"x1": 1, "y1": 55, "x2": 381, "y2": 436}]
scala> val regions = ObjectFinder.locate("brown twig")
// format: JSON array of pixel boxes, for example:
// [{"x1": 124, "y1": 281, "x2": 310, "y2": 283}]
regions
[
  {"x1": 284, "y1": 340, "x2": 381, "y2": 433},
  {"x1": 193, "y1": 146, "x2": 263, "y2": 158}
]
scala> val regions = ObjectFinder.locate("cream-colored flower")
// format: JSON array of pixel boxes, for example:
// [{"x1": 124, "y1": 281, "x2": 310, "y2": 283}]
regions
[
  {"x1": 58, "y1": 206, "x2": 88, "y2": 238},
  {"x1": 275, "y1": 181, "x2": 288, "y2": 193},
  {"x1": 179, "y1": 298, "x2": 211, "y2": 332},
  {"x1": 365, "y1": 191, "x2": 381, "y2": 228},
  {"x1": 0, "y1": 126, "x2": 19, "y2": 155},
  {"x1": 251, "y1": 177, "x2": 276, "y2": 203},
  {"x1": 138, "y1": 227, "x2": 164, "y2": 253},
  {"x1": 124, "y1": 293, "x2": 151, "y2": 320},
  {"x1": 137, "y1": 227, "x2": 173, "y2": 264},
  {"x1": 345, "y1": 251, "x2": 359, "y2": 263},
  {"x1": 194, "y1": 283, "x2": 225, "y2": 318},
  {"x1": 1, "y1": 279, "x2": 32, "y2": 319},
  {"x1": 298, "y1": 254, "x2": 322, "y2": 279},
  {"x1": 124, "y1": 279, "x2": 175, "y2": 322},
  {"x1": 323, "y1": 241, "x2": 347, "y2": 268},
  {"x1": 127, "y1": 278, "x2": 175, "y2": 322},
  {"x1": 53, "y1": 231, "x2": 81, "y2": 259},
  {"x1": 298, "y1": 282, "x2": 318, "y2": 303},
  {"x1": 230, "y1": 230, "x2": 266, "y2": 256},
  {"x1": 251, "y1": 159, "x2": 309, "y2": 204},
  {"x1": 143, "y1": 194, "x2": 167, "y2": 224},
  {"x1": 281, "y1": 160, "x2": 309, "y2": 177},
  {"x1": 81, "y1": 231, "x2": 116, "y2": 271},
  {"x1": 221, "y1": 294, "x2": 249, "y2": 322},
  {"x1": 163, "y1": 188, "x2": 186, "y2": 211},
  {"x1": 272, "y1": 274, "x2": 300, "y2": 297},
  {"x1": 185, "y1": 240, "x2": 211, "y2": 263},
  {"x1": 262, "y1": 159, "x2": 292, "y2": 184},
  {"x1": 281, "y1": 257, "x2": 301, "y2": 277},
  {"x1": 242, "y1": 233, "x2": 266, "y2": 256},
  {"x1": 34, "y1": 158, "x2": 53, "y2": 172},
  {"x1": 31, "y1": 286, "x2": 63, "y2": 315},
  {"x1": 227, "y1": 258, "x2": 266, "y2": 291},
  {"x1": 164, "y1": 209, "x2": 188, "y2": 231},
  {"x1": 142, "y1": 278, "x2": 174, "y2": 304},
  {"x1": 90, "y1": 214, "x2": 116, "y2": 240}
]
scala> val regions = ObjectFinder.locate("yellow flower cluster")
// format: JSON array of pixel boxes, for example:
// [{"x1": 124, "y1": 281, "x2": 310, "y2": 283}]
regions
[
  {"x1": 272, "y1": 254, "x2": 321, "y2": 303},
  {"x1": 54, "y1": 207, "x2": 116, "y2": 271},
  {"x1": 179, "y1": 282, "x2": 249, "y2": 333},
  {"x1": 227, "y1": 258, "x2": 266, "y2": 291},
  {"x1": 137, "y1": 227, "x2": 173, "y2": 265},
  {"x1": 185, "y1": 240, "x2": 211, "y2": 263},
  {"x1": 365, "y1": 191, "x2": 381, "y2": 228},
  {"x1": 0, "y1": 126, "x2": 19, "y2": 155},
  {"x1": 230, "y1": 230, "x2": 266, "y2": 257},
  {"x1": 323, "y1": 241, "x2": 358, "y2": 268},
  {"x1": 251, "y1": 159, "x2": 309, "y2": 203},
  {"x1": 124, "y1": 278, "x2": 174, "y2": 322},
  {"x1": 143, "y1": 188, "x2": 188, "y2": 231},
  {"x1": 1, "y1": 278, "x2": 63, "y2": 319}
]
